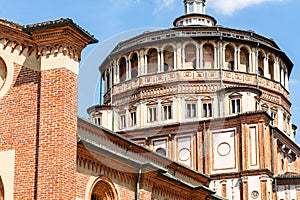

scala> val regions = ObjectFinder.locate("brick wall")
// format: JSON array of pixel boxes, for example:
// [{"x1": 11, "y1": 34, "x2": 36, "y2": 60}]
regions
[
  {"x1": 0, "y1": 63, "x2": 78, "y2": 199},
  {"x1": 0, "y1": 63, "x2": 39, "y2": 199},
  {"x1": 36, "y1": 68, "x2": 78, "y2": 199},
  {"x1": 76, "y1": 172, "x2": 90, "y2": 199}
]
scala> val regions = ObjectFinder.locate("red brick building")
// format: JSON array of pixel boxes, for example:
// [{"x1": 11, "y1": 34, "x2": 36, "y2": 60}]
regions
[
  {"x1": 0, "y1": 17, "x2": 223, "y2": 200},
  {"x1": 1, "y1": 1, "x2": 300, "y2": 199}
]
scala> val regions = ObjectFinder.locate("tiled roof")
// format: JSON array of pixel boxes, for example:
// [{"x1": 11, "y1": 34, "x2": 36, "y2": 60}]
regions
[
  {"x1": 0, "y1": 18, "x2": 23, "y2": 30},
  {"x1": 23, "y1": 18, "x2": 98, "y2": 43}
]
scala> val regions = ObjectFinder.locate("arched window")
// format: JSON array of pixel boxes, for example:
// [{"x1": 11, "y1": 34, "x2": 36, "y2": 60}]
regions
[
  {"x1": 163, "y1": 45, "x2": 174, "y2": 71},
  {"x1": 258, "y1": 52, "x2": 264, "y2": 76},
  {"x1": 239, "y1": 47, "x2": 249, "y2": 72},
  {"x1": 268, "y1": 56, "x2": 275, "y2": 80},
  {"x1": 119, "y1": 57, "x2": 126, "y2": 82},
  {"x1": 0, "y1": 176, "x2": 4, "y2": 200},
  {"x1": 90, "y1": 177, "x2": 118, "y2": 200},
  {"x1": 203, "y1": 44, "x2": 214, "y2": 69},
  {"x1": 185, "y1": 44, "x2": 196, "y2": 69},
  {"x1": 225, "y1": 45, "x2": 235, "y2": 70},
  {"x1": 131, "y1": 53, "x2": 138, "y2": 78},
  {"x1": 156, "y1": 148, "x2": 166, "y2": 157},
  {"x1": 147, "y1": 48, "x2": 158, "y2": 74}
]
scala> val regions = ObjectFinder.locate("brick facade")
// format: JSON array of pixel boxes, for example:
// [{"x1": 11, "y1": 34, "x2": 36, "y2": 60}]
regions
[
  {"x1": 36, "y1": 68, "x2": 78, "y2": 199},
  {"x1": 0, "y1": 64, "x2": 40, "y2": 199},
  {"x1": 0, "y1": 18, "x2": 96, "y2": 199},
  {"x1": 0, "y1": 18, "x2": 222, "y2": 200}
]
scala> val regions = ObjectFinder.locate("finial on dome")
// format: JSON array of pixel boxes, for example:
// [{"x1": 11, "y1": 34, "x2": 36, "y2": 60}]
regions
[{"x1": 173, "y1": 0, "x2": 216, "y2": 27}]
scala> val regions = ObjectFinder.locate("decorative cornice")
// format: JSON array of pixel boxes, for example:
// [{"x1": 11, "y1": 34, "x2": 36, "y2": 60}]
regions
[
  {"x1": 0, "y1": 18, "x2": 23, "y2": 30},
  {"x1": 0, "y1": 18, "x2": 98, "y2": 62},
  {"x1": 77, "y1": 117, "x2": 211, "y2": 185},
  {"x1": 23, "y1": 18, "x2": 96, "y2": 42},
  {"x1": 273, "y1": 127, "x2": 300, "y2": 155}
]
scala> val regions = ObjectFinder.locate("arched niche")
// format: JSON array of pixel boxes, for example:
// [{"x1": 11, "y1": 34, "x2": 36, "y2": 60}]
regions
[
  {"x1": 268, "y1": 55, "x2": 275, "y2": 80},
  {"x1": 147, "y1": 48, "x2": 158, "y2": 74},
  {"x1": 118, "y1": 57, "x2": 127, "y2": 82},
  {"x1": 258, "y1": 51, "x2": 265, "y2": 76},
  {"x1": 239, "y1": 47, "x2": 250, "y2": 72},
  {"x1": 130, "y1": 53, "x2": 139, "y2": 78},
  {"x1": 184, "y1": 43, "x2": 196, "y2": 69},
  {"x1": 203, "y1": 43, "x2": 214, "y2": 69},
  {"x1": 224, "y1": 44, "x2": 235, "y2": 70},
  {"x1": 163, "y1": 45, "x2": 174, "y2": 71}
]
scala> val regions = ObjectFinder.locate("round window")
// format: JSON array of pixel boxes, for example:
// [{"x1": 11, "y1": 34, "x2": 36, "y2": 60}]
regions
[
  {"x1": 217, "y1": 142, "x2": 231, "y2": 156},
  {"x1": 156, "y1": 148, "x2": 166, "y2": 157},
  {"x1": 0, "y1": 57, "x2": 7, "y2": 90},
  {"x1": 251, "y1": 190, "x2": 259, "y2": 199},
  {"x1": 179, "y1": 148, "x2": 190, "y2": 161}
]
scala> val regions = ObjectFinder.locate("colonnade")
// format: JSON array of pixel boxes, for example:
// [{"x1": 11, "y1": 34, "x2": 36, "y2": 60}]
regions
[{"x1": 103, "y1": 41, "x2": 289, "y2": 93}]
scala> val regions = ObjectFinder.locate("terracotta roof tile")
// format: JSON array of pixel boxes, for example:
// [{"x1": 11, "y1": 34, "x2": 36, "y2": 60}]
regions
[{"x1": 0, "y1": 18, "x2": 23, "y2": 30}]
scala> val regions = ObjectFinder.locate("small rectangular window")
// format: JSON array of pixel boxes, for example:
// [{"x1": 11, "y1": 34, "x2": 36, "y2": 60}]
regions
[
  {"x1": 202, "y1": 103, "x2": 212, "y2": 118},
  {"x1": 188, "y1": 4, "x2": 194, "y2": 13},
  {"x1": 94, "y1": 117, "x2": 101, "y2": 126},
  {"x1": 231, "y1": 99, "x2": 241, "y2": 114},
  {"x1": 148, "y1": 107, "x2": 157, "y2": 122},
  {"x1": 187, "y1": 103, "x2": 196, "y2": 118},
  {"x1": 130, "y1": 112, "x2": 136, "y2": 127},
  {"x1": 163, "y1": 105, "x2": 172, "y2": 120},
  {"x1": 120, "y1": 115, "x2": 126, "y2": 129}
]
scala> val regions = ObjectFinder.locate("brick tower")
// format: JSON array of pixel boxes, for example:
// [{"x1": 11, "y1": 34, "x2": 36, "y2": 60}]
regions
[{"x1": 0, "y1": 19, "x2": 97, "y2": 199}]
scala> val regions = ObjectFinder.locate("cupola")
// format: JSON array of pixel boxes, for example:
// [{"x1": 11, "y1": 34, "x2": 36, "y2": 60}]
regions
[{"x1": 173, "y1": 0, "x2": 217, "y2": 27}]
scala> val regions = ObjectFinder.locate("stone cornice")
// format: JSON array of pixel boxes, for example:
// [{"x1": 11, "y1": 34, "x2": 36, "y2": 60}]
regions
[
  {"x1": 273, "y1": 127, "x2": 300, "y2": 155},
  {"x1": 210, "y1": 168, "x2": 274, "y2": 180},
  {"x1": 0, "y1": 23, "x2": 36, "y2": 56},
  {"x1": 0, "y1": 18, "x2": 98, "y2": 62}
]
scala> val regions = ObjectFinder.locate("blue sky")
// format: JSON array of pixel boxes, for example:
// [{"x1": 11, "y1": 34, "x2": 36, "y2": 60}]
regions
[{"x1": 1, "y1": 0, "x2": 299, "y2": 143}]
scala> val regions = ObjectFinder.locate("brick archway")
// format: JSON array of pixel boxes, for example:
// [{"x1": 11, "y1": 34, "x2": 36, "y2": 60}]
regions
[
  {"x1": 0, "y1": 177, "x2": 4, "y2": 200},
  {"x1": 90, "y1": 177, "x2": 118, "y2": 200}
]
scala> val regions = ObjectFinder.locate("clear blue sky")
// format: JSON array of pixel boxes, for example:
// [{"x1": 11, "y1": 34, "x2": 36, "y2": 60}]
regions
[{"x1": 1, "y1": 0, "x2": 299, "y2": 144}]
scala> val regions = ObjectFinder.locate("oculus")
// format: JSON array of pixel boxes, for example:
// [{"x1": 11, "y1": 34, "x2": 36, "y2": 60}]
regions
[
  {"x1": 179, "y1": 148, "x2": 190, "y2": 161},
  {"x1": 217, "y1": 142, "x2": 231, "y2": 156},
  {"x1": 251, "y1": 190, "x2": 259, "y2": 199}
]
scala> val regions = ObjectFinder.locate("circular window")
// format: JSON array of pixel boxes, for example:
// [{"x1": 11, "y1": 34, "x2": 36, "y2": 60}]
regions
[
  {"x1": 156, "y1": 148, "x2": 166, "y2": 157},
  {"x1": 0, "y1": 57, "x2": 7, "y2": 90},
  {"x1": 251, "y1": 190, "x2": 259, "y2": 199},
  {"x1": 217, "y1": 142, "x2": 231, "y2": 156},
  {"x1": 179, "y1": 148, "x2": 190, "y2": 161}
]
